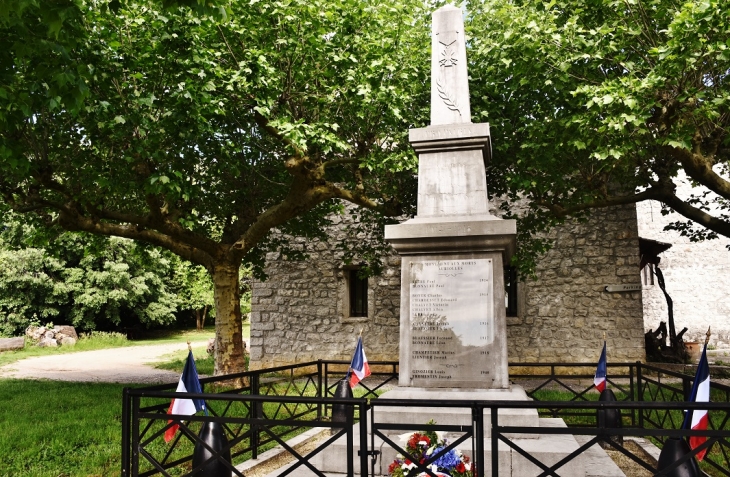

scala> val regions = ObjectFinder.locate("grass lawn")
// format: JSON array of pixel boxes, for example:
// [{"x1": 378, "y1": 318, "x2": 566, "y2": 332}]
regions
[
  {"x1": 0, "y1": 379, "x2": 131, "y2": 477},
  {"x1": 0, "y1": 323, "x2": 253, "y2": 476}
]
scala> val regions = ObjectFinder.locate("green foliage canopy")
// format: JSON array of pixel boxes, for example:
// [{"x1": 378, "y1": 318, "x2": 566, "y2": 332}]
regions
[
  {"x1": 469, "y1": 0, "x2": 730, "y2": 257},
  {"x1": 0, "y1": 0, "x2": 429, "y2": 373}
]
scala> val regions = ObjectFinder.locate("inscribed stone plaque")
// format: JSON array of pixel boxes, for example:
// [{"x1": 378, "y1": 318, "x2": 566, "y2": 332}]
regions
[{"x1": 408, "y1": 258, "x2": 494, "y2": 386}]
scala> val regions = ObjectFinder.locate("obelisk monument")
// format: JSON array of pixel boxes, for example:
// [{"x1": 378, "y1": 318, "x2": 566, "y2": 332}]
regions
[
  {"x1": 385, "y1": 4, "x2": 517, "y2": 390},
  {"x1": 309, "y1": 9, "x2": 595, "y2": 473}
]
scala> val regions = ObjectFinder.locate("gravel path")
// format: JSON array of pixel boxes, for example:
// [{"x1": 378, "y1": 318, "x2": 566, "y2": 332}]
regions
[{"x1": 0, "y1": 340, "x2": 222, "y2": 384}]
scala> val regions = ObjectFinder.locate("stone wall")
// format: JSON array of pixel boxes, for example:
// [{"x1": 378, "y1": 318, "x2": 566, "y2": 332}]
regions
[
  {"x1": 506, "y1": 205, "x2": 646, "y2": 363},
  {"x1": 637, "y1": 194, "x2": 730, "y2": 348},
  {"x1": 248, "y1": 214, "x2": 402, "y2": 370},
  {"x1": 250, "y1": 204, "x2": 647, "y2": 368}
]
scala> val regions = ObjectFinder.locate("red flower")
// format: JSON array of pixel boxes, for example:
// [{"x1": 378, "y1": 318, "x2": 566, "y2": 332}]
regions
[
  {"x1": 388, "y1": 461, "x2": 399, "y2": 473},
  {"x1": 420, "y1": 458, "x2": 426, "y2": 464},
  {"x1": 456, "y1": 462, "x2": 466, "y2": 473},
  {"x1": 407, "y1": 433, "x2": 431, "y2": 450},
  {"x1": 405, "y1": 459, "x2": 412, "y2": 465}
]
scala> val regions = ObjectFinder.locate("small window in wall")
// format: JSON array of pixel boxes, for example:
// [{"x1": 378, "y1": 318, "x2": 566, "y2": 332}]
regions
[
  {"x1": 504, "y1": 266, "x2": 518, "y2": 317},
  {"x1": 349, "y1": 269, "x2": 368, "y2": 317}
]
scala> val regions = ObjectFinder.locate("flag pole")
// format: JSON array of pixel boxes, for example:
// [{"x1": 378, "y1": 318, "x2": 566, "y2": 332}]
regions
[{"x1": 346, "y1": 329, "x2": 365, "y2": 382}]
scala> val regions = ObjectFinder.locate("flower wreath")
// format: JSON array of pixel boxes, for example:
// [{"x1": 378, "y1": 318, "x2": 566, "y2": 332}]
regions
[{"x1": 387, "y1": 424, "x2": 474, "y2": 477}]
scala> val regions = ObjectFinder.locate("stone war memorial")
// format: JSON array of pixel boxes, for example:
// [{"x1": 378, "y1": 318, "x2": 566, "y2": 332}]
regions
[{"x1": 308, "y1": 5, "x2": 600, "y2": 476}]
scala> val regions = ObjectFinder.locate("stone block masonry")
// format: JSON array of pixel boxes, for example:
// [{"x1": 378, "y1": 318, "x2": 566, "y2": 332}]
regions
[
  {"x1": 250, "y1": 203, "x2": 646, "y2": 368},
  {"x1": 506, "y1": 204, "x2": 646, "y2": 364},
  {"x1": 248, "y1": 214, "x2": 402, "y2": 370}
]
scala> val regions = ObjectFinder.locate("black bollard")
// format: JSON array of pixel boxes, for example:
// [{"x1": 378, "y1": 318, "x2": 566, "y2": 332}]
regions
[
  {"x1": 331, "y1": 377, "x2": 354, "y2": 425},
  {"x1": 191, "y1": 421, "x2": 232, "y2": 477},
  {"x1": 656, "y1": 438, "x2": 700, "y2": 477},
  {"x1": 597, "y1": 389, "x2": 622, "y2": 449}
]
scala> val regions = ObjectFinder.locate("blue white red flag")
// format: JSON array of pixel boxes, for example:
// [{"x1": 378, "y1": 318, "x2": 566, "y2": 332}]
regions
[
  {"x1": 594, "y1": 341, "x2": 607, "y2": 392},
  {"x1": 347, "y1": 336, "x2": 371, "y2": 388},
  {"x1": 683, "y1": 345, "x2": 711, "y2": 461},
  {"x1": 165, "y1": 350, "x2": 206, "y2": 442}
]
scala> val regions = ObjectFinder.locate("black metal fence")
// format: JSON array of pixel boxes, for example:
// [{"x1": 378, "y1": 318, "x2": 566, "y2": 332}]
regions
[{"x1": 121, "y1": 361, "x2": 730, "y2": 476}]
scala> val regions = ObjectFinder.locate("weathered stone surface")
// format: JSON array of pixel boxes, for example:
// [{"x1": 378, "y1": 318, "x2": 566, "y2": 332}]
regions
[
  {"x1": 54, "y1": 325, "x2": 78, "y2": 340},
  {"x1": 506, "y1": 204, "x2": 646, "y2": 364},
  {"x1": 25, "y1": 326, "x2": 46, "y2": 341},
  {"x1": 27, "y1": 325, "x2": 78, "y2": 346},
  {"x1": 399, "y1": 254, "x2": 509, "y2": 389},
  {"x1": 207, "y1": 338, "x2": 215, "y2": 356},
  {"x1": 38, "y1": 338, "x2": 58, "y2": 348},
  {"x1": 0, "y1": 337, "x2": 25, "y2": 351},
  {"x1": 249, "y1": 210, "x2": 401, "y2": 369},
  {"x1": 59, "y1": 336, "x2": 77, "y2": 346},
  {"x1": 251, "y1": 203, "x2": 645, "y2": 367},
  {"x1": 430, "y1": 4, "x2": 471, "y2": 125}
]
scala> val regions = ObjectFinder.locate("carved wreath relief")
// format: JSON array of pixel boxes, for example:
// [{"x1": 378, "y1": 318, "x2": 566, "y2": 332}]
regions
[{"x1": 436, "y1": 31, "x2": 461, "y2": 116}]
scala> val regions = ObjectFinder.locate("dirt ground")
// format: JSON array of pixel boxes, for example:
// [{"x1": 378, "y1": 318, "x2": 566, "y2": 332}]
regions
[{"x1": 0, "y1": 340, "x2": 216, "y2": 383}]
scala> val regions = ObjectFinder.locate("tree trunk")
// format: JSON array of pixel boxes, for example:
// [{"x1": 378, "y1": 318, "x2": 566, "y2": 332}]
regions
[
  {"x1": 195, "y1": 305, "x2": 208, "y2": 331},
  {"x1": 212, "y1": 262, "x2": 246, "y2": 376}
]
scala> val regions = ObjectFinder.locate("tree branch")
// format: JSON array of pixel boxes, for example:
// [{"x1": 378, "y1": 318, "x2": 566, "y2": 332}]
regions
[
  {"x1": 655, "y1": 188, "x2": 730, "y2": 239},
  {"x1": 534, "y1": 187, "x2": 665, "y2": 218},
  {"x1": 58, "y1": 208, "x2": 217, "y2": 270},
  {"x1": 671, "y1": 145, "x2": 730, "y2": 201}
]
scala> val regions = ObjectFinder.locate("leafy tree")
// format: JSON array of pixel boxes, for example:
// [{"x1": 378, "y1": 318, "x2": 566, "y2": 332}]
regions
[
  {"x1": 468, "y1": 0, "x2": 730, "y2": 260},
  {"x1": 172, "y1": 261, "x2": 215, "y2": 330},
  {"x1": 63, "y1": 238, "x2": 181, "y2": 331},
  {"x1": 0, "y1": 220, "x2": 185, "y2": 336},
  {"x1": 0, "y1": 248, "x2": 71, "y2": 336},
  {"x1": 0, "y1": 0, "x2": 427, "y2": 373}
]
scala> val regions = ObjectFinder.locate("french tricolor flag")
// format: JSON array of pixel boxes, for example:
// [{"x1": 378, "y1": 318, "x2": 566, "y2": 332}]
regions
[
  {"x1": 164, "y1": 350, "x2": 206, "y2": 442},
  {"x1": 684, "y1": 345, "x2": 711, "y2": 461},
  {"x1": 594, "y1": 341, "x2": 607, "y2": 392},
  {"x1": 347, "y1": 336, "x2": 371, "y2": 388}
]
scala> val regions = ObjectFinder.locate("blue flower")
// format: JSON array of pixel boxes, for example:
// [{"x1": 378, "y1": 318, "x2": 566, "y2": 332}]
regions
[{"x1": 431, "y1": 446, "x2": 461, "y2": 470}]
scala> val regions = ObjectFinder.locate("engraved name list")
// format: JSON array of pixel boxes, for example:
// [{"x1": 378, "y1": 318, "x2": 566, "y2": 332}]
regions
[{"x1": 407, "y1": 258, "x2": 494, "y2": 386}]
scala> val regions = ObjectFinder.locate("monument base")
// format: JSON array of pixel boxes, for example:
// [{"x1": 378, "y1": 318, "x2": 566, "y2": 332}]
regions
[
  {"x1": 295, "y1": 386, "x2": 624, "y2": 477},
  {"x1": 373, "y1": 386, "x2": 538, "y2": 438}
]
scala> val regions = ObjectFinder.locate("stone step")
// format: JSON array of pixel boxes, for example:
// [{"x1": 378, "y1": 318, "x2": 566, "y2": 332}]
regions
[
  {"x1": 302, "y1": 418, "x2": 587, "y2": 477},
  {"x1": 372, "y1": 386, "x2": 540, "y2": 439}
]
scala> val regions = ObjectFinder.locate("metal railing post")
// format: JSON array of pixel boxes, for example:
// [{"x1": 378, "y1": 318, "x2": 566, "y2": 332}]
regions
[
  {"x1": 636, "y1": 361, "x2": 644, "y2": 429},
  {"x1": 251, "y1": 372, "x2": 261, "y2": 460},
  {"x1": 474, "y1": 403, "x2": 484, "y2": 477},
  {"x1": 317, "y1": 360, "x2": 323, "y2": 420},
  {"x1": 121, "y1": 387, "x2": 131, "y2": 477},
  {"x1": 683, "y1": 374, "x2": 692, "y2": 402},
  {"x1": 359, "y1": 401, "x2": 368, "y2": 477},
  {"x1": 490, "y1": 405, "x2": 497, "y2": 477},
  {"x1": 131, "y1": 394, "x2": 140, "y2": 477},
  {"x1": 346, "y1": 401, "x2": 354, "y2": 477},
  {"x1": 628, "y1": 363, "x2": 635, "y2": 426}
]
